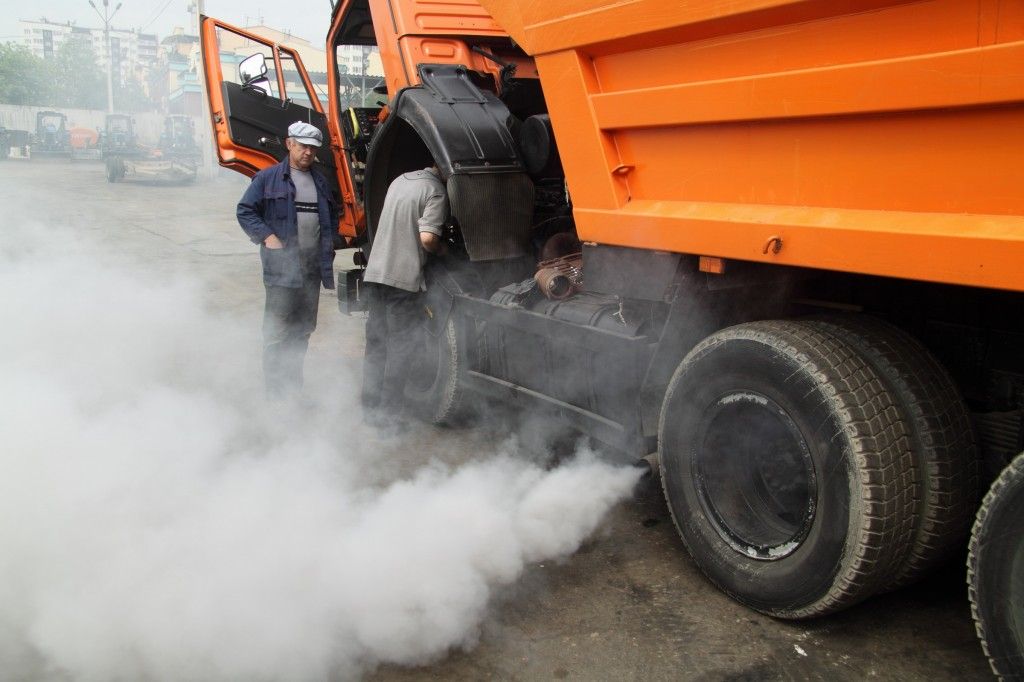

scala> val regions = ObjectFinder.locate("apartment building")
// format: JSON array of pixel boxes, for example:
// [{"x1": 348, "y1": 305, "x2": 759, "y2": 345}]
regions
[{"x1": 19, "y1": 18, "x2": 158, "y2": 85}]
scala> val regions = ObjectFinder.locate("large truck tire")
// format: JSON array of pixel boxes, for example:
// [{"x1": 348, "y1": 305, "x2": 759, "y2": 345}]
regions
[
  {"x1": 809, "y1": 315, "x2": 979, "y2": 588},
  {"x1": 403, "y1": 315, "x2": 465, "y2": 426},
  {"x1": 968, "y1": 452, "x2": 1024, "y2": 680},
  {"x1": 658, "y1": 320, "x2": 915, "y2": 618}
]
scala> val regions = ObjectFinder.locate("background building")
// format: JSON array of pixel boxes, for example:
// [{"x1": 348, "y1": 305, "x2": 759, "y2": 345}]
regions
[
  {"x1": 157, "y1": 28, "x2": 201, "y2": 116},
  {"x1": 10, "y1": 15, "x2": 384, "y2": 122},
  {"x1": 19, "y1": 18, "x2": 158, "y2": 87}
]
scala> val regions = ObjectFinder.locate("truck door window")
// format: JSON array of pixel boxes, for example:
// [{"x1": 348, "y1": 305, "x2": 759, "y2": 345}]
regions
[
  {"x1": 336, "y1": 43, "x2": 383, "y2": 198},
  {"x1": 279, "y1": 52, "x2": 323, "y2": 110},
  {"x1": 333, "y1": 0, "x2": 386, "y2": 200},
  {"x1": 336, "y1": 44, "x2": 383, "y2": 109},
  {"x1": 214, "y1": 26, "x2": 278, "y2": 99}
]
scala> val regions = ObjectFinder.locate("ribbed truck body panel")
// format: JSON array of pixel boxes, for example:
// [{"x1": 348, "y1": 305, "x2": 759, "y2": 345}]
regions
[{"x1": 476, "y1": 0, "x2": 1024, "y2": 291}]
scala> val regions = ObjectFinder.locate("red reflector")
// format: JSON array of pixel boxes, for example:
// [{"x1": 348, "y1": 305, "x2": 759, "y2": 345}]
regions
[{"x1": 699, "y1": 256, "x2": 726, "y2": 274}]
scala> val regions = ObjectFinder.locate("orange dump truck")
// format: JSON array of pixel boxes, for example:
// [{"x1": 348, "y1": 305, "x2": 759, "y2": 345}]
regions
[{"x1": 200, "y1": 0, "x2": 1023, "y2": 667}]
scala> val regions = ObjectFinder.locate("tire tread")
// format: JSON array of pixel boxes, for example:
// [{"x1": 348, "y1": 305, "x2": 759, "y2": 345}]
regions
[
  {"x1": 659, "y1": 319, "x2": 916, "y2": 618},
  {"x1": 968, "y1": 452, "x2": 1024, "y2": 679},
  {"x1": 809, "y1": 316, "x2": 978, "y2": 587}
]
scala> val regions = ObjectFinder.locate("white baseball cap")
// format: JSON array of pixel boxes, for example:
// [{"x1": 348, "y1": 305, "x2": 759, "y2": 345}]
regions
[{"x1": 287, "y1": 121, "x2": 322, "y2": 147}]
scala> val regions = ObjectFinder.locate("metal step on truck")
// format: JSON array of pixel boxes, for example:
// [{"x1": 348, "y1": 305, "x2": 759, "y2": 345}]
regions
[{"x1": 199, "y1": 1, "x2": 1024, "y2": 674}]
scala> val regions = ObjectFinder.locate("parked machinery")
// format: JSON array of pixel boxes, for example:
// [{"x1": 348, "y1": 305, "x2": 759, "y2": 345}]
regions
[
  {"x1": 104, "y1": 114, "x2": 198, "y2": 184},
  {"x1": 0, "y1": 125, "x2": 30, "y2": 160},
  {"x1": 102, "y1": 114, "x2": 141, "y2": 181},
  {"x1": 30, "y1": 111, "x2": 72, "y2": 159},
  {"x1": 69, "y1": 126, "x2": 102, "y2": 161},
  {"x1": 158, "y1": 115, "x2": 200, "y2": 158},
  {"x1": 101, "y1": 114, "x2": 139, "y2": 155}
]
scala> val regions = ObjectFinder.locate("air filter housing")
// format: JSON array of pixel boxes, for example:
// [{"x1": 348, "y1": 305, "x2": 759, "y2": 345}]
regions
[{"x1": 519, "y1": 114, "x2": 563, "y2": 178}]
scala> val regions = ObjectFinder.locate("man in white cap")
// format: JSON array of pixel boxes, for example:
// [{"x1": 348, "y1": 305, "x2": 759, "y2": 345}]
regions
[{"x1": 237, "y1": 121, "x2": 338, "y2": 398}]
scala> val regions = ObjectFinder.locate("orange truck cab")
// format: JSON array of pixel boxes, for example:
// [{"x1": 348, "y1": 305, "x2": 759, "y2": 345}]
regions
[{"x1": 201, "y1": 0, "x2": 1024, "y2": 660}]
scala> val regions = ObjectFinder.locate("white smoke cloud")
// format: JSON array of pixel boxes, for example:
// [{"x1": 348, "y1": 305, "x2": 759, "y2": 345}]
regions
[{"x1": 0, "y1": 222, "x2": 638, "y2": 680}]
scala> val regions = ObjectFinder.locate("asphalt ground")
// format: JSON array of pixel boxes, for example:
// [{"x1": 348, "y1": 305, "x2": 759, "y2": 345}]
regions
[{"x1": 2, "y1": 160, "x2": 994, "y2": 681}]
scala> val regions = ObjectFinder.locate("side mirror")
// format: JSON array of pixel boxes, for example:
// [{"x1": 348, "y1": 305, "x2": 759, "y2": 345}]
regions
[{"x1": 238, "y1": 53, "x2": 268, "y2": 85}]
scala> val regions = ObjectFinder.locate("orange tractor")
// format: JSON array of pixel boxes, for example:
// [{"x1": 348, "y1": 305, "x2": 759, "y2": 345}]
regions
[{"x1": 200, "y1": 1, "x2": 1024, "y2": 672}]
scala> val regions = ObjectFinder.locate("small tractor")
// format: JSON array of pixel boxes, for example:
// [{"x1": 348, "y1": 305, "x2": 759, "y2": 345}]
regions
[
  {"x1": 30, "y1": 111, "x2": 73, "y2": 159},
  {"x1": 0, "y1": 125, "x2": 30, "y2": 160},
  {"x1": 158, "y1": 115, "x2": 201, "y2": 159},
  {"x1": 101, "y1": 114, "x2": 139, "y2": 156},
  {"x1": 105, "y1": 114, "x2": 199, "y2": 184}
]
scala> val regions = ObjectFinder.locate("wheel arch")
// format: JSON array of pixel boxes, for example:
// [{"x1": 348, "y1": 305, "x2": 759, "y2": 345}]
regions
[{"x1": 363, "y1": 66, "x2": 534, "y2": 262}]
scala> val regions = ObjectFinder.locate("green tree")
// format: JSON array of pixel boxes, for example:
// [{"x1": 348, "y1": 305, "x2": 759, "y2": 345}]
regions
[
  {"x1": 114, "y1": 76, "x2": 154, "y2": 112},
  {"x1": 146, "y1": 60, "x2": 169, "y2": 108},
  {"x1": 0, "y1": 42, "x2": 55, "y2": 105},
  {"x1": 52, "y1": 35, "x2": 105, "y2": 109}
]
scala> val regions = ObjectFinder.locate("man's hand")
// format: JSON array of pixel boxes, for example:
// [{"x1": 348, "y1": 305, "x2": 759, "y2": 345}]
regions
[{"x1": 264, "y1": 234, "x2": 284, "y2": 250}]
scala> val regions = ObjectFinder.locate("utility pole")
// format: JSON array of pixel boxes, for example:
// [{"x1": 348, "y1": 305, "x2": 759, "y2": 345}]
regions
[
  {"x1": 88, "y1": 0, "x2": 122, "y2": 113},
  {"x1": 189, "y1": 0, "x2": 216, "y2": 179}
]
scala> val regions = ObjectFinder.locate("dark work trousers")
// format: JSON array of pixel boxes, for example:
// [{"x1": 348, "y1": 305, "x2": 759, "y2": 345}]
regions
[
  {"x1": 263, "y1": 273, "x2": 321, "y2": 398},
  {"x1": 361, "y1": 282, "x2": 423, "y2": 414}
]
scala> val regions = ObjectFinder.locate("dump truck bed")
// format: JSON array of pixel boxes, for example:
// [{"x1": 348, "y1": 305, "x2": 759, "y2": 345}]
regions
[{"x1": 477, "y1": 0, "x2": 1024, "y2": 291}]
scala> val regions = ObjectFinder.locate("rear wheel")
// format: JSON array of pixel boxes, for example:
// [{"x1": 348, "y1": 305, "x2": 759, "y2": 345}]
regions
[
  {"x1": 969, "y1": 452, "x2": 1024, "y2": 679},
  {"x1": 658, "y1": 320, "x2": 915, "y2": 618},
  {"x1": 105, "y1": 158, "x2": 124, "y2": 183},
  {"x1": 403, "y1": 315, "x2": 465, "y2": 426},
  {"x1": 809, "y1": 315, "x2": 978, "y2": 587}
]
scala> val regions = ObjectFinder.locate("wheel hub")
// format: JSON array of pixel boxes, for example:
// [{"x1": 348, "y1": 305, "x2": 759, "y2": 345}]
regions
[{"x1": 693, "y1": 391, "x2": 817, "y2": 560}]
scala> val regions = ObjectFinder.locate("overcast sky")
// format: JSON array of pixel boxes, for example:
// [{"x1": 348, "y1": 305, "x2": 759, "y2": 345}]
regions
[{"x1": 1, "y1": 0, "x2": 333, "y2": 45}]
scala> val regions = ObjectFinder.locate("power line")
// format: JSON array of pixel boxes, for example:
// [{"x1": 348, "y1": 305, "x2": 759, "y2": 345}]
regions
[
  {"x1": 139, "y1": 0, "x2": 168, "y2": 26},
  {"x1": 141, "y1": 0, "x2": 175, "y2": 32}
]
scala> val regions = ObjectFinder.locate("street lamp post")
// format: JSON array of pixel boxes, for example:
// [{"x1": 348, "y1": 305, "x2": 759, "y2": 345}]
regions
[
  {"x1": 88, "y1": 0, "x2": 123, "y2": 113},
  {"x1": 189, "y1": 0, "x2": 216, "y2": 178}
]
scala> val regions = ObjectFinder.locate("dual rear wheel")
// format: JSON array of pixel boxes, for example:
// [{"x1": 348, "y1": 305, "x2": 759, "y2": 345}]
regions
[{"x1": 659, "y1": 317, "x2": 977, "y2": 617}]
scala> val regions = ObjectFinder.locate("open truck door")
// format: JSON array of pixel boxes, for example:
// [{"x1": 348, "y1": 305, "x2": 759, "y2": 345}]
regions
[{"x1": 199, "y1": 18, "x2": 342, "y2": 207}]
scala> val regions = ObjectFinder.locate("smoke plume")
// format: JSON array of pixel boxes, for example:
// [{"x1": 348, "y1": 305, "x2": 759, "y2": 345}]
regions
[{"x1": 0, "y1": 222, "x2": 638, "y2": 680}]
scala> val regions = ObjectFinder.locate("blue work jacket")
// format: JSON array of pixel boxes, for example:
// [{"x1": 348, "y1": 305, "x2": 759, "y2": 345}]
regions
[{"x1": 236, "y1": 159, "x2": 338, "y2": 289}]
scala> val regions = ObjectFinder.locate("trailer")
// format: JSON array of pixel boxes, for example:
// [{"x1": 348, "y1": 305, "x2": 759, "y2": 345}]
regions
[
  {"x1": 199, "y1": 0, "x2": 1024, "y2": 668},
  {"x1": 105, "y1": 153, "x2": 198, "y2": 184}
]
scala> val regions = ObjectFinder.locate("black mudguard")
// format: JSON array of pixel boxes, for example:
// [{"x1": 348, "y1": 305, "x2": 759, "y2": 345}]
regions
[
  {"x1": 363, "y1": 65, "x2": 534, "y2": 262},
  {"x1": 396, "y1": 64, "x2": 522, "y2": 177}
]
